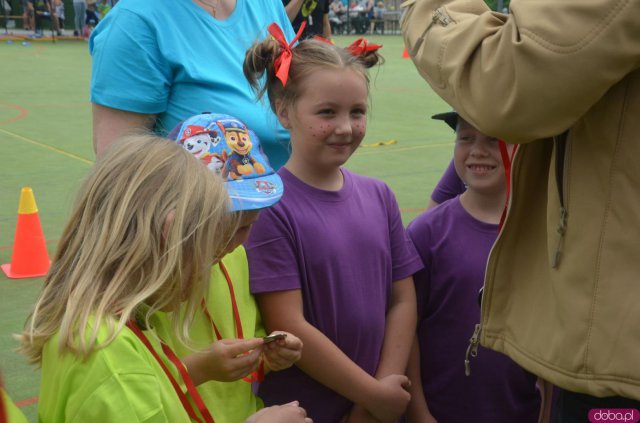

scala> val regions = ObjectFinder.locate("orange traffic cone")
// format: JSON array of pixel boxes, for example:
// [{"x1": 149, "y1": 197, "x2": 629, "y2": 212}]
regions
[
  {"x1": 402, "y1": 47, "x2": 410, "y2": 59},
  {"x1": 2, "y1": 187, "x2": 51, "y2": 279}
]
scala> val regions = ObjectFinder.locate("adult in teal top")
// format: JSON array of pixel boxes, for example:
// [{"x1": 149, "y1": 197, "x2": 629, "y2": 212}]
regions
[{"x1": 90, "y1": 0, "x2": 295, "y2": 169}]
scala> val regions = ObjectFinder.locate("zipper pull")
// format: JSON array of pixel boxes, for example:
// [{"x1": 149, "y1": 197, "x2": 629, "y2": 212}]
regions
[
  {"x1": 432, "y1": 8, "x2": 452, "y2": 26},
  {"x1": 464, "y1": 324, "x2": 482, "y2": 376},
  {"x1": 552, "y1": 206, "x2": 568, "y2": 268}
]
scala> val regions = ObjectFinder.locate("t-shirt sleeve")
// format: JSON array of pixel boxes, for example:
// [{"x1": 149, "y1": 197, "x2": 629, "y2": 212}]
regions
[
  {"x1": 385, "y1": 185, "x2": 424, "y2": 282},
  {"x1": 407, "y1": 217, "x2": 432, "y2": 320},
  {"x1": 90, "y1": 9, "x2": 171, "y2": 114},
  {"x1": 430, "y1": 159, "x2": 466, "y2": 204},
  {"x1": 70, "y1": 373, "x2": 169, "y2": 423},
  {"x1": 246, "y1": 207, "x2": 302, "y2": 294}
]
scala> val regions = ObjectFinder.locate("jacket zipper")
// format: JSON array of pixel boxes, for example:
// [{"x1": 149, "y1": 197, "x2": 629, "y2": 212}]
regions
[
  {"x1": 552, "y1": 131, "x2": 570, "y2": 268},
  {"x1": 464, "y1": 323, "x2": 482, "y2": 376},
  {"x1": 409, "y1": 7, "x2": 452, "y2": 57}
]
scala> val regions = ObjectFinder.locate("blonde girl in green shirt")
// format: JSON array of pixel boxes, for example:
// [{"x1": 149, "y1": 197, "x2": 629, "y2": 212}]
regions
[{"x1": 18, "y1": 134, "x2": 311, "y2": 423}]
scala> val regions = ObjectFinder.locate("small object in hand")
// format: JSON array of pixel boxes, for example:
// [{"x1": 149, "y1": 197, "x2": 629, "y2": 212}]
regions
[{"x1": 263, "y1": 333, "x2": 287, "y2": 344}]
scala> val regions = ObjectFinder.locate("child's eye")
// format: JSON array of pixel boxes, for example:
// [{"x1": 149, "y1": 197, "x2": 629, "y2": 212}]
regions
[
  {"x1": 351, "y1": 108, "x2": 367, "y2": 116},
  {"x1": 318, "y1": 109, "x2": 334, "y2": 115}
]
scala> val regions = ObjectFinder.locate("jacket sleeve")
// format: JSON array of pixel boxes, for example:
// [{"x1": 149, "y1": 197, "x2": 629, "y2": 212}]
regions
[{"x1": 401, "y1": 0, "x2": 640, "y2": 142}]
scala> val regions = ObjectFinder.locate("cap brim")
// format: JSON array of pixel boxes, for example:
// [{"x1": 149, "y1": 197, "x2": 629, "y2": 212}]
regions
[
  {"x1": 226, "y1": 172, "x2": 284, "y2": 212},
  {"x1": 431, "y1": 111, "x2": 458, "y2": 131}
]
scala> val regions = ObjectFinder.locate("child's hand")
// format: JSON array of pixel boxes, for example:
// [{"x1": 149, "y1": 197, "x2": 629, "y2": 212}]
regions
[
  {"x1": 262, "y1": 331, "x2": 303, "y2": 372},
  {"x1": 184, "y1": 338, "x2": 263, "y2": 383},
  {"x1": 366, "y1": 374, "x2": 411, "y2": 423},
  {"x1": 245, "y1": 401, "x2": 312, "y2": 423}
]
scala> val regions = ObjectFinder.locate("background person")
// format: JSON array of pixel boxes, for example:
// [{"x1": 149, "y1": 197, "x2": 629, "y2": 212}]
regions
[
  {"x1": 157, "y1": 112, "x2": 305, "y2": 422},
  {"x1": 283, "y1": 0, "x2": 332, "y2": 39},
  {"x1": 403, "y1": 0, "x2": 640, "y2": 420},
  {"x1": 90, "y1": 0, "x2": 295, "y2": 170}
]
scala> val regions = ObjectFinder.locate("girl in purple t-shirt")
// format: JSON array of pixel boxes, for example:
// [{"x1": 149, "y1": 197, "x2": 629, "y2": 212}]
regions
[{"x1": 242, "y1": 25, "x2": 423, "y2": 423}]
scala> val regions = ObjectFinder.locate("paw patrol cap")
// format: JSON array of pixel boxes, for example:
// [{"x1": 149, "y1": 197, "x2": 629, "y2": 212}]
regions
[{"x1": 169, "y1": 113, "x2": 284, "y2": 212}]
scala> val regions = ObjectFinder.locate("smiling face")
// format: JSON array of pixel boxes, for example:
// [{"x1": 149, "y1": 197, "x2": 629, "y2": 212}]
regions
[
  {"x1": 453, "y1": 118, "x2": 507, "y2": 196},
  {"x1": 278, "y1": 67, "x2": 369, "y2": 174}
]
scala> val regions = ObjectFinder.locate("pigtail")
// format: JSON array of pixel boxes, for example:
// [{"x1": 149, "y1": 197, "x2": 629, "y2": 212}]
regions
[
  {"x1": 344, "y1": 38, "x2": 384, "y2": 69},
  {"x1": 357, "y1": 49, "x2": 384, "y2": 68},
  {"x1": 243, "y1": 38, "x2": 281, "y2": 103}
]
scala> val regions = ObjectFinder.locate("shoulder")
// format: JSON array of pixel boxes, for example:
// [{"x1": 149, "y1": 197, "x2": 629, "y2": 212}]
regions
[
  {"x1": 346, "y1": 169, "x2": 394, "y2": 196},
  {"x1": 408, "y1": 197, "x2": 459, "y2": 236}
]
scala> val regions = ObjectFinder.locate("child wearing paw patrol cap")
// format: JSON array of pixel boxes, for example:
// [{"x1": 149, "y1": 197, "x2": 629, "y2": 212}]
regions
[{"x1": 154, "y1": 112, "x2": 306, "y2": 423}]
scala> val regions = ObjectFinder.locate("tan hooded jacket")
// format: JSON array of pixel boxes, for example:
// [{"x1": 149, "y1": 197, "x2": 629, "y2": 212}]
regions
[{"x1": 402, "y1": 0, "x2": 640, "y2": 400}]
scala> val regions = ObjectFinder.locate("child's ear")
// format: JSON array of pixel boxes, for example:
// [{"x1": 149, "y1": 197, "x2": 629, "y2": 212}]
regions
[{"x1": 275, "y1": 99, "x2": 290, "y2": 129}]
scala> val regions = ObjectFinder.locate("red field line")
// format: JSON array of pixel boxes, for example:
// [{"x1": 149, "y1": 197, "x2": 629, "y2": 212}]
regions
[{"x1": 16, "y1": 396, "x2": 38, "y2": 408}]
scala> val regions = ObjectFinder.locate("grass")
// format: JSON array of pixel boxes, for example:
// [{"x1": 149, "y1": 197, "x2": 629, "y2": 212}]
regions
[{"x1": 0, "y1": 34, "x2": 454, "y2": 422}]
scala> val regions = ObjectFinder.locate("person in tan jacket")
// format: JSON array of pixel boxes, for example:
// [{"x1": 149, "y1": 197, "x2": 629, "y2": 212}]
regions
[{"x1": 402, "y1": 0, "x2": 640, "y2": 421}]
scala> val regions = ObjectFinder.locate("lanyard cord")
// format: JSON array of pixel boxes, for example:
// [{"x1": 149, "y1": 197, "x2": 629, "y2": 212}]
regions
[
  {"x1": 498, "y1": 141, "x2": 518, "y2": 230},
  {"x1": 200, "y1": 260, "x2": 264, "y2": 383},
  {"x1": 200, "y1": 260, "x2": 243, "y2": 341},
  {"x1": 126, "y1": 321, "x2": 215, "y2": 423}
]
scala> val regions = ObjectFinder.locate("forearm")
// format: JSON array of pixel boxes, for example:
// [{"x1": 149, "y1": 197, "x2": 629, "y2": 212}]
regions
[
  {"x1": 284, "y1": 0, "x2": 304, "y2": 22},
  {"x1": 323, "y1": 14, "x2": 332, "y2": 39},
  {"x1": 285, "y1": 319, "x2": 382, "y2": 408},
  {"x1": 375, "y1": 278, "x2": 417, "y2": 378},
  {"x1": 405, "y1": 338, "x2": 434, "y2": 422}
]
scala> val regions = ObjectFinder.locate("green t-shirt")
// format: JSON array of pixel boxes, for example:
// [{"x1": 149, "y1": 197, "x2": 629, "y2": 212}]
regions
[
  {"x1": 2, "y1": 389, "x2": 28, "y2": 423},
  {"x1": 156, "y1": 246, "x2": 265, "y2": 423},
  {"x1": 39, "y1": 320, "x2": 192, "y2": 422}
]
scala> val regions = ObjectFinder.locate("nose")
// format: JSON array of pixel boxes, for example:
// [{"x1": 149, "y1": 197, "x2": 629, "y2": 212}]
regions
[
  {"x1": 469, "y1": 137, "x2": 495, "y2": 156},
  {"x1": 334, "y1": 115, "x2": 353, "y2": 136}
]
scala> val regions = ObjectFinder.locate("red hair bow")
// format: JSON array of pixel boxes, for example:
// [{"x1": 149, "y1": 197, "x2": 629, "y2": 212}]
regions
[
  {"x1": 268, "y1": 21, "x2": 307, "y2": 87},
  {"x1": 346, "y1": 38, "x2": 382, "y2": 56}
]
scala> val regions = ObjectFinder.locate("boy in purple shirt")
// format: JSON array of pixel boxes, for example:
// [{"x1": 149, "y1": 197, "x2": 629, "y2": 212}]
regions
[{"x1": 406, "y1": 112, "x2": 545, "y2": 422}]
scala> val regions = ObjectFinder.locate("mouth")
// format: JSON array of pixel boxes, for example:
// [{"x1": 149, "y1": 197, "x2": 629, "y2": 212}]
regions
[{"x1": 466, "y1": 164, "x2": 497, "y2": 175}]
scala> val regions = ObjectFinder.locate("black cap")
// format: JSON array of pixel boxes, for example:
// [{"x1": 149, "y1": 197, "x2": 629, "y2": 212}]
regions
[{"x1": 431, "y1": 111, "x2": 458, "y2": 131}]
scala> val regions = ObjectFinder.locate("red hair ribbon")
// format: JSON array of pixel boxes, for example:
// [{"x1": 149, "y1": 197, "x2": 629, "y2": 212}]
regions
[
  {"x1": 268, "y1": 21, "x2": 307, "y2": 87},
  {"x1": 346, "y1": 38, "x2": 382, "y2": 56}
]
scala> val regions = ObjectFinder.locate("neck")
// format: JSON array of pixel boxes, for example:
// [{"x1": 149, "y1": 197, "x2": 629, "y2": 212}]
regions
[
  {"x1": 285, "y1": 160, "x2": 344, "y2": 191},
  {"x1": 193, "y1": 0, "x2": 236, "y2": 20},
  {"x1": 459, "y1": 189, "x2": 506, "y2": 225}
]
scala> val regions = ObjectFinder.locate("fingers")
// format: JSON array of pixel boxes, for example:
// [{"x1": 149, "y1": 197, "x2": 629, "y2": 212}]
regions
[{"x1": 222, "y1": 337, "x2": 264, "y2": 357}]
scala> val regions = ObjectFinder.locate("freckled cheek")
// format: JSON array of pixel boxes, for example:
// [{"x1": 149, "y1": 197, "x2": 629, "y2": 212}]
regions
[
  {"x1": 310, "y1": 125, "x2": 331, "y2": 138},
  {"x1": 353, "y1": 122, "x2": 366, "y2": 137}
]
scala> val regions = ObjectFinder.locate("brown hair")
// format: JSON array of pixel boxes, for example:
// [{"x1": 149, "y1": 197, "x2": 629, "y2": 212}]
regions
[{"x1": 243, "y1": 37, "x2": 383, "y2": 113}]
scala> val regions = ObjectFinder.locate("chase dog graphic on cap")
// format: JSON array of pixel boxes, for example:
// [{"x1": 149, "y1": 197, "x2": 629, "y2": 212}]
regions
[{"x1": 170, "y1": 113, "x2": 284, "y2": 212}]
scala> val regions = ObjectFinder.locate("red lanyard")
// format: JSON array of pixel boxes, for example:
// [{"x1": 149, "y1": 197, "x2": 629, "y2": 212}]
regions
[
  {"x1": 126, "y1": 321, "x2": 215, "y2": 423},
  {"x1": 0, "y1": 375, "x2": 7, "y2": 423},
  {"x1": 498, "y1": 141, "x2": 518, "y2": 230},
  {"x1": 200, "y1": 261, "x2": 243, "y2": 340},
  {"x1": 200, "y1": 260, "x2": 264, "y2": 383}
]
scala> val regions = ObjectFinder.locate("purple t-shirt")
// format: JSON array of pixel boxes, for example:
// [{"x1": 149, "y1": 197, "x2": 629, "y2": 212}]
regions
[
  {"x1": 246, "y1": 167, "x2": 423, "y2": 423},
  {"x1": 431, "y1": 159, "x2": 466, "y2": 204},
  {"x1": 407, "y1": 197, "x2": 540, "y2": 423}
]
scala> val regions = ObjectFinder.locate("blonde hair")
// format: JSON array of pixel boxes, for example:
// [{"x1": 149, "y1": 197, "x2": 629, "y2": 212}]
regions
[
  {"x1": 19, "y1": 134, "x2": 237, "y2": 363},
  {"x1": 243, "y1": 37, "x2": 383, "y2": 113}
]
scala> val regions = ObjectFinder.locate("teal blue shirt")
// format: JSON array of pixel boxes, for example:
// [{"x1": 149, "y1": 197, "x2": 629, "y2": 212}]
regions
[{"x1": 90, "y1": 0, "x2": 295, "y2": 169}]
